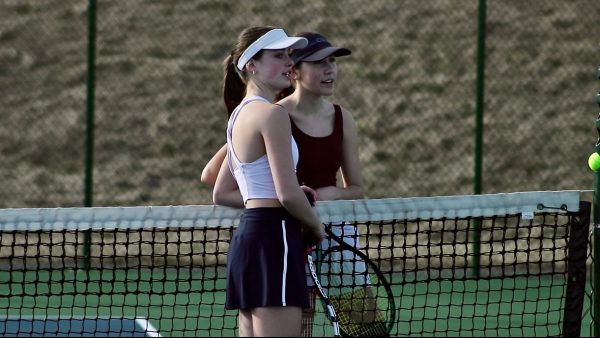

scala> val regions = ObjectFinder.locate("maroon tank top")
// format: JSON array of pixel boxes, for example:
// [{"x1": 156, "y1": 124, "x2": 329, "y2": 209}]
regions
[{"x1": 290, "y1": 104, "x2": 343, "y2": 189}]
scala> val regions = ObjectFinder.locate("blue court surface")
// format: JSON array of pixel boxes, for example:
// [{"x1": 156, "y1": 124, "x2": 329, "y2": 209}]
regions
[{"x1": 0, "y1": 316, "x2": 161, "y2": 337}]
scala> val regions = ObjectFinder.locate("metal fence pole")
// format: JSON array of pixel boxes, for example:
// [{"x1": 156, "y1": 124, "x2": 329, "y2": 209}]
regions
[
  {"x1": 83, "y1": 0, "x2": 97, "y2": 270},
  {"x1": 471, "y1": 0, "x2": 486, "y2": 277}
]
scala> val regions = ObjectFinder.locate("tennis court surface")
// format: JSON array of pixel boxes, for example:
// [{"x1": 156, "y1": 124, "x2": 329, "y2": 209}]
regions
[
  {"x1": 0, "y1": 191, "x2": 592, "y2": 336},
  {"x1": 0, "y1": 316, "x2": 160, "y2": 337}
]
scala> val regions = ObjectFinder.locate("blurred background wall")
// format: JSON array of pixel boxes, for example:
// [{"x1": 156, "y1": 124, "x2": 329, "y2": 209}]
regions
[{"x1": 1, "y1": 0, "x2": 599, "y2": 208}]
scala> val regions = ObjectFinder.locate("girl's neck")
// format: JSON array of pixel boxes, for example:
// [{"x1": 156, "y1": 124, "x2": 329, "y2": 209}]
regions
[
  {"x1": 290, "y1": 90, "x2": 330, "y2": 115},
  {"x1": 246, "y1": 82, "x2": 277, "y2": 103}
]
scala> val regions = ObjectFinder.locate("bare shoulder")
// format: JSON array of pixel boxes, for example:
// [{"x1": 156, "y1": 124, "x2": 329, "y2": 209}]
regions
[
  {"x1": 244, "y1": 101, "x2": 289, "y2": 122},
  {"x1": 276, "y1": 96, "x2": 293, "y2": 111},
  {"x1": 336, "y1": 104, "x2": 358, "y2": 125},
  {"x1": 246, "y1": 102, "x2": 290, "y2": 133}
]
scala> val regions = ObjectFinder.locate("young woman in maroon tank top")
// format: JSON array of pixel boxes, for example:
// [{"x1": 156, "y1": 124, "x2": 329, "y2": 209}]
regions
[{"x1": 277, "y1": 32, "x2": 365, "y2": 337}]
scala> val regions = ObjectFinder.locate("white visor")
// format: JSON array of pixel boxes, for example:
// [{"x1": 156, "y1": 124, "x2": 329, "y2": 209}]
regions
[{"x1": 236, "y1": 29, "x2": 308, "y2": 71}]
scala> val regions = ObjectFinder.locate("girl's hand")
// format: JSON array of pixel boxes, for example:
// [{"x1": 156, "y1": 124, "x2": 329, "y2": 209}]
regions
[{"x1": 300, "y1": 185, "x2": 317, "y2": 206}]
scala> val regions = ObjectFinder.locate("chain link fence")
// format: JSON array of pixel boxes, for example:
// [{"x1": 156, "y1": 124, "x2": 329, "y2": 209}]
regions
[{"x1": 1, "y1": 0, "x2": 599, "y2": 208}]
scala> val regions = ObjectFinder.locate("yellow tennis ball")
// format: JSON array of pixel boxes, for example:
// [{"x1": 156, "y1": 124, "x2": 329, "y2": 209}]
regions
[{"x1": 589, "y1": 152, "x2": 600, "y2": 171}]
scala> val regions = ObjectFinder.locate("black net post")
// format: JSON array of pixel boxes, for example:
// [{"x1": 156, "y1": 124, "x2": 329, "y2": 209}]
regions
[{"x1": 563, "y1": 201, "x2": 591, "y2": 337}]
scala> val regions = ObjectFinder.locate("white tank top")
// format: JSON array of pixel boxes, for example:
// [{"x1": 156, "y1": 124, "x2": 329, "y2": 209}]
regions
[{"x1": 227, "y1": 96, "x2": 299, "y2": 203}]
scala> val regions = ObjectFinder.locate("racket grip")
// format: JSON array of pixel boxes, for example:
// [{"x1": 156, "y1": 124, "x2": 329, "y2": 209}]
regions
[{"x1": 302, "y1": 230, "x2": 319, "y2": 249}]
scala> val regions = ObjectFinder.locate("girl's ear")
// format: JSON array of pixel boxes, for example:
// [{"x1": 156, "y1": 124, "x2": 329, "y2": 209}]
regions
[
  {"x1": 290, "y1": 68, "x2": 299, "y2": 80},
  {"x1": 245, "y1": 61, "x2": 256, "y2": 74}
]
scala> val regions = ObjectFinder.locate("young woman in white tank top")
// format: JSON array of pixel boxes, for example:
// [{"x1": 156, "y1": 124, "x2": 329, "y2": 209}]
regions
[{"x1": 212, "y1": 26, "x2": 325, "y2": 337}]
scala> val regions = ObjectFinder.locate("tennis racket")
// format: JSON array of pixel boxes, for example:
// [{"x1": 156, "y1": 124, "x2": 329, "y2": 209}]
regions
[
  {"x1": 307, "y1": 225, "x2": 396, "y2": 337},
  {"x1": 307, "y1": 253, "x2": 342, "y2": 337}
]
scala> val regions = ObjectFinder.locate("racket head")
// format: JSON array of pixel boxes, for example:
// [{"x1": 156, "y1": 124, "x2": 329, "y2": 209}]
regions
[{"x1": 317, "y1": 231, "x2": 396, "y2": 337}]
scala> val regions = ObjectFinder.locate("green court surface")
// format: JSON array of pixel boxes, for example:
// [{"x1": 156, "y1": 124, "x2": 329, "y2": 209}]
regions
[
  {"x1": 0, "y1": 269, "x2": 236, "y2": 337},
  {"x1": 0, "y1": 269, "x2": 590, "y2": 337}
]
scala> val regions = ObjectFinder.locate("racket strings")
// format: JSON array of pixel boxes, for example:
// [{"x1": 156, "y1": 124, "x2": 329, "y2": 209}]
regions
[{"x1": 320, "y1": 248, "x2": 392, "y2": 337}]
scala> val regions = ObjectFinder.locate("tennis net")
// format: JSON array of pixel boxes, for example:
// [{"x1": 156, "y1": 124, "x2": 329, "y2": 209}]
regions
[{"x1": 0, "y1": 191, "x2": 590, "y2": 337}]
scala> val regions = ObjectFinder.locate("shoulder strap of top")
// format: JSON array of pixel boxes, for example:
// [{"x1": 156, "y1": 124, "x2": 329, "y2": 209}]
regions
[
  {"x1": 333, "y1": 103, "x2": 343, "y2": 138},
  {"x1": 227, "y1": 96, "x2": 272, "y2": 167},
  {"x1": 230, "y1": 96, "x2": 270, "y2": 125}
]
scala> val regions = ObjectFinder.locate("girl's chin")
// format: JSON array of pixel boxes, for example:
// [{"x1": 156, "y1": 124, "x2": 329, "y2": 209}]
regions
[
  {"x1": 275, "y1": 79, "x2": 292, "y2": 88},
  {"x1": 318, "y1": 87, "x2": 335, "y2": 95}
]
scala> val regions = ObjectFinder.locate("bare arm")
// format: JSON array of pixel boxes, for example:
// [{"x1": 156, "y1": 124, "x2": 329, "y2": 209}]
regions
[
  {"x1": 315, "y1": 107, "x2": 365, "y2": 201},
  {"x1": 212, "y1": 151, "x2": 244, "y2": 208},
  {"x1": 262, "y1": 106, "x2": 324, "y2": 240},
  {"x1": 200, "y1": 144, "x2": 227, "y2": 186}
]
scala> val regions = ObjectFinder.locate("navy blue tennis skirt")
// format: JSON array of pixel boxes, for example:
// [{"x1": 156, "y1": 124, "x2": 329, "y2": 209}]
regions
[{"x1": 225, "y1": 207, "x2": 309, "y2": 310}]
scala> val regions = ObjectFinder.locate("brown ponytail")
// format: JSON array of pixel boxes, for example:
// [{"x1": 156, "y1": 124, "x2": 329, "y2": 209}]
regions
[{"x1": 222, "y1": 53, "x2": 246, "y2": 116}]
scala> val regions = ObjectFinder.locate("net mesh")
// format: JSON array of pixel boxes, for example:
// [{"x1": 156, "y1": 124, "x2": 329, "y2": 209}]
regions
[{"x1": 0, "y1": 191, "x2": 589, "y2": 337}]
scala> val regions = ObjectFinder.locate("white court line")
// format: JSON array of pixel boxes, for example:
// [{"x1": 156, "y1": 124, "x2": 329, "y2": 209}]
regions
[{"x1": 136, "y1": 317, "x2": 162, "y2": 338}]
